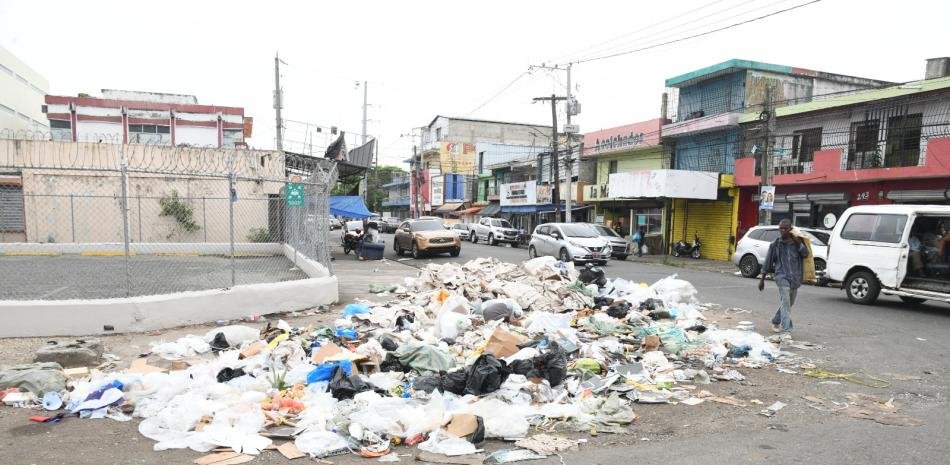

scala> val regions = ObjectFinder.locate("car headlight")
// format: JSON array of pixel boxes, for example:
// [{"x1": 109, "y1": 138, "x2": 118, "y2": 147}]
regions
[{"x1": 569, "y1": 240, "x2": 582, "y2": 248}]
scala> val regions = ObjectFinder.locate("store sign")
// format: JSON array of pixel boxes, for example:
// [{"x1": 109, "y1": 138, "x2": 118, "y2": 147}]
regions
[
  {"x1": 584, "y1": 183, "x2": 610, "y2": 201},
  {"x1": 440, "y1": 142, "x2": 476, "y2": 174},
  {"x1": 430, "y1": 175, "x2": 444, "y2": 206},
  {"x1": 500, "y1": 181, "x2": 537, "y2": 206},
  {"x1": 536, "y1": 184, "x2": 552, "y2": 204},
  {"x1": 760, "y1": 186, "x2": 776, "y2": 210}
]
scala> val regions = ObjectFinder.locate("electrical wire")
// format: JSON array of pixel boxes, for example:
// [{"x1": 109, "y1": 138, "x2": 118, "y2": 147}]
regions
[{"x1": 464, "y1": 71, "x2": 532, "y2": 117}]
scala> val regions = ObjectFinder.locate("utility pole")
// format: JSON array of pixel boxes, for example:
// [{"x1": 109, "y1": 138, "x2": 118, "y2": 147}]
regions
[
  {"x1": 564, "y1": 64, "x2": 573, "y2": 223},
  {"x1": 358, "y1": 81, "x2": 370, "y2": 201},
  {"x1": 534, "y1": 95, "x2": 566, "y2": 219},
  {"x1": 760, "y1": 84, "x2": 774, "y2": 226},
  {"x1": 273, "y1": 54, "x2": 284, "y2": 151},
  {"x1": 361, "y1": 81, "x2": 368, "y2": 145}
]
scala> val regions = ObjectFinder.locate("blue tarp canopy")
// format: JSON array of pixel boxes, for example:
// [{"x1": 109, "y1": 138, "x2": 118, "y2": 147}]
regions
[{"x1": 330, "y1": 196, "x2": 373, "y2": 218}]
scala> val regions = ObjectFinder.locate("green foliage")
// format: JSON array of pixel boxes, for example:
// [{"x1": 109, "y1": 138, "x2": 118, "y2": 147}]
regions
[
  {"x1": 159, "y1": 190, "x2": 200, "y2": 233},
  {"x1": 247, "y1": 227, "x2": 271, "y2": 243}
]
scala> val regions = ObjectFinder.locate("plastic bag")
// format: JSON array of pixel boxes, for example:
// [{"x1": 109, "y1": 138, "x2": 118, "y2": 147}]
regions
[
  {"x1": 508, "y1": 349, "x2": 567, "y2": 387},
  {"x1": 418, "y1": 429, "x2": 477, "y2": 456},
  {"x1": 464, "y1": 354, "x2": 509, "y2": 396},
  {"x1": 343, "y1": 303, "x2": 371, "y2": 317},
  {"x1": 413, "y1": 370, "x2": 467, "y2": 395},
  {"x1": 328, "y1": 366, "x2": 370, "y2": 400},
  {"x1": 295, "y1": 430, "x2": 350, "y2": 458},
  {"x1": 435, "y1": 311, "x2": 471, "y2": 341},
  {"x1": 202, "y1": 325, "x2": 259, "y2": 348},
  {"x1": 306, "y1": 360, "x2": 352, "y2": 384}
]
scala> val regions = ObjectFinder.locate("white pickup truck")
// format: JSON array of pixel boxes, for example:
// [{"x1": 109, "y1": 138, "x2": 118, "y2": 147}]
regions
[{"x1": 473, "y1": 217, "x2": 520, "y2": 246}]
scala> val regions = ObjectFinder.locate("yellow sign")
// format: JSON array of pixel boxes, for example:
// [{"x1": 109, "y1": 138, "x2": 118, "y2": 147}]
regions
[{"x1": 439, "y1": 142, "x2": 476, "y2": 174}]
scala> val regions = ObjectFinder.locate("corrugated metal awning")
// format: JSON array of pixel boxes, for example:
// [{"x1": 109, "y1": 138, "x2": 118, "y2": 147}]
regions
[{"x1": 887, "y1": 189, "x2": 948, "y2": 202}]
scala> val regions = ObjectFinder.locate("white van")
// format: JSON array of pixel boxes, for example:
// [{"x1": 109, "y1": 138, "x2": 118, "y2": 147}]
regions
[{"x1": 826, "y1": 205, "x2": 950, "y2": 305}]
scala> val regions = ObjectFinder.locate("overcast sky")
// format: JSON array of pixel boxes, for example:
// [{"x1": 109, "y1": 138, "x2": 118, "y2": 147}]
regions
[{"x1": 2, "y1": 0, "x2": 948, "y2": 168}]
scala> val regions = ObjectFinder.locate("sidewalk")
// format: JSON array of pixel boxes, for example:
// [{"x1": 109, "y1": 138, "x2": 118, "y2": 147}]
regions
[{"x1": 625, "y1": 253, "x2": 738, "y2": 274}]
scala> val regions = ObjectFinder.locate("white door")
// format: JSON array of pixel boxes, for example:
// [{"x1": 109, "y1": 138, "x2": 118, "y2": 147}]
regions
[{"x1": 834, "y1": 212, "x2": 908, "y2": 288}]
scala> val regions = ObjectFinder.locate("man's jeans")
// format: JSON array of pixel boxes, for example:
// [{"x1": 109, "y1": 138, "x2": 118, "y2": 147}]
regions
[{"x1": 772, "y1": 285, "x2": 797, "y2": 332}]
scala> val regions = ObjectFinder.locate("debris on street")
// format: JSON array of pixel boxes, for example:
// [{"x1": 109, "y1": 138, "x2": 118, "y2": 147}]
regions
[{"x1": 0, "y1": 257, "x2": 817, "y2": 461}]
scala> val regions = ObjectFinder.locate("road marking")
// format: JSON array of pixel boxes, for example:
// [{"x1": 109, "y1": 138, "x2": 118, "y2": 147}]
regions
[
  {"x1": 38, "y1": 286, "x2": 69, "y2": 299},
  {"x1": 4, "y1": 251, "x2": 63, "y2": 256}
]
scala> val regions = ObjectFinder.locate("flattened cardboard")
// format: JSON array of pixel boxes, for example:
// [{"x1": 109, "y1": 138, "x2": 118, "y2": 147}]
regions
[
  {"x1": 128, "y1": 358, "x2": 166, "y2": 374},
  {"x1": 311, "y1": 343, "x2": 343, "y2": 363},
  {"x1": 277, "y1": 442, "x2": 306, "y2": 460},
  {"x1": 444, "y1": 413, "x2": 479, "y2": 438},
  {"x1": 194, "y1": 452, "x2": 240, "y2": 465},
  {"x1": 484, "y1": 327, "x2": 528, "y2": 358}
]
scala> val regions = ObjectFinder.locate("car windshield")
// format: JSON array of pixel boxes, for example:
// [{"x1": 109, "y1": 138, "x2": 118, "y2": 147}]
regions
[
  {"x1": 345, "y1": 221, "x2": 363, "y2": 231},
  {"x1": 493, "y1": 219, "x2": 512, "y2": 228},
  {"x1": 560, "y1": 224, "x2": 598, "y2": 238},
  {"x1": 411, "y1": 221, "x2": 445, "y2": 231},
  {"x1": 593, "y1": 225, "x2": 621, "y2": 238},
  {"x1": 803, "y1": 230, "x2": 830, "y2": 246}
]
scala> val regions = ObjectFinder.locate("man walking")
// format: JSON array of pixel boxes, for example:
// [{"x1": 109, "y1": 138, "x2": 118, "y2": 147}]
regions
[{"x1": 758, "y1": 219, "x2": 808, "y2": 335}]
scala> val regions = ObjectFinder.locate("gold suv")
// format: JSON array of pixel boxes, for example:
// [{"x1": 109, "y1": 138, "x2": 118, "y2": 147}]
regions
[{"x1": 394, "y1": 219, "x2": 461, "y2": 258}]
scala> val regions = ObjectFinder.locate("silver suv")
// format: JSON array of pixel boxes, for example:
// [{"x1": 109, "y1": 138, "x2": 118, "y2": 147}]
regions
[
  {"x1": 528, "y1": 223, "x2": 610, "y2": 265},
  {"x1": 473, "y1": 217, "x2": 520, "y2": 246}
]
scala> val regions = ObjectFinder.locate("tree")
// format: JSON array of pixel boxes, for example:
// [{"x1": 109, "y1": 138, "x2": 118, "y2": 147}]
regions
[{"x1": 333, "y1": 165, "x2": 407, "y2": 213}]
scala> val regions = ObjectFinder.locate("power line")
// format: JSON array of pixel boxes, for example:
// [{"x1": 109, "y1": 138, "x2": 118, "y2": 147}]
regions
[
  {"x1": 464, "y1": 71, "x2": 531, "y2": 116},
  {"x1": 572, "y1": 0, "x2": 822, "y2": 65}
]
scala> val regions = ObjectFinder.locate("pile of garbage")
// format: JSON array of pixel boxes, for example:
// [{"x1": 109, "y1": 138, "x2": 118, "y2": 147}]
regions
[{"x1": 0, "y1": 257, "x2": 782, "y2": 462}]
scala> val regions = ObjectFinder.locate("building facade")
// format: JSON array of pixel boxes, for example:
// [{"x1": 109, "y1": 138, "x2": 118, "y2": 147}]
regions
[
  {"x1": 44, "y1": 89, "x2": 250, "y2": 148},
  {"x1": 660, "y1": 59, "x2": 892, "y2": 260},
  {"x1": 0, "y1": 45, "x2": 49, "y2": 134},
  {"x1": 733, "y1": 59, "x2": 950, "y2": 237},
  {"x1": 381, "y1": 175, "x2": 411, "y2": 220}
]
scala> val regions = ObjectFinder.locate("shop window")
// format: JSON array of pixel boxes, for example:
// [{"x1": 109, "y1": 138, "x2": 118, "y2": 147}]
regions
[
  {"x1": 608, "y1": 160, "x2": 618, "y2": 174},
  {"x1": 634, "y1": 208, "x2": 663, "y2": 236}
]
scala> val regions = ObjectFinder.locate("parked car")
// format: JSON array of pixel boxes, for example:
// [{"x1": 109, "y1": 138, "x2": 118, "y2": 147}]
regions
[
  {"x1": 394, "y1": 219, "x2": 461, "y2": 258},
  {"x1": 473, "y1": 217, "x2": 520, "y2": 246},
  {"x1": 379, "y1": 218, "x2": 400, "y2": 233},
  {"x1": 450, "y1": 223, "x2": 475, "y2": 241},
  {"x1": 733, "y1": 225, "x2": 830, "y2": 279},
  {"x1": 826, "y1": 205, "x2": 950, "y2": 305},
  {"x1": 528, "y1": 223, "x2": 610, "y2": 265},
  {"x1": 329, "y1": 218, "x2": 342, "y2": 230},
  {"x1": 588, "y1": 223, "x2": 631, "y2": 259}
]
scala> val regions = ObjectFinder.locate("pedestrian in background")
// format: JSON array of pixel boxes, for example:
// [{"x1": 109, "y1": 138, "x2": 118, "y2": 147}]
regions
[
  {"x1": 758, "y1": 219, "x2": 808, "y2": 336},
  {"x1": 632, "y1": 226, "x2": 645, "y2": 257}
]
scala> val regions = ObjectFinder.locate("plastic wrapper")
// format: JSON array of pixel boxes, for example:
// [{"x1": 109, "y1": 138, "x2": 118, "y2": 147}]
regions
[
  {"x1": 295, "y1": 430, "x2": 350, "y2": 458},
  {"x1": 418, "y1": 429, "x2": 478, "y2": 456}
]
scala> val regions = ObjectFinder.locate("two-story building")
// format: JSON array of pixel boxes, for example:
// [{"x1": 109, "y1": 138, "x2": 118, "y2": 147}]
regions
[
  {"x1": 661, "y1": 59, "x2": 891, "y2": 260},
  {"x1": 44, "y1": 89, "x2": 251, "y2": 148},
  {"x1": 0, "y1": 45, "x2": 49, "y2": 134},
  {"x1": 381, "y1": 175, "x2": 411, "y2": 220},
  {"x1": 734, "y1": 58, "x2": 950, "y2": 235}
]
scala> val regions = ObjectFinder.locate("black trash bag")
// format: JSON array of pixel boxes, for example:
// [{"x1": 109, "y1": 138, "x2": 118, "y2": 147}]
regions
[
  {"x1": 648, "y1": 310, "x2": 672, "y2": 320},
  {"x1": 467, "y1": 416, "x2": 486, "y2": 446},
  {"x1": 379, "y1": 334, "x2": 399, "y2": 352},
  {"x1": 639, "y1": 298, "x2": 664, "y2": 311},
  {"x1": 216, "y1": 367, "x2": 246, "y2": 383},
  {"x1": 464, "y1": 354, "x2": 509, "y2": 396},
  {"x1": 594, "y1": 296, "x2": 614, "y2": 307},
  {"x1": 577, "y1": 264, "x2": 607, "y2": 287},
  {"x1": 507, "y1": 349, "x2": 567, "y2": 387},
  {"x1": 328, "y1": 365, "x2": 370, "y2": 400},
  {"x1": 209, "y1": 332, "x2": 230, "y2": 352},
  {"x1": 685, "y1": 324, "x2": 707, "y2": 334},
  {"x1": 414, "y1": 370, "x2": 467, "y2": 395},
  {"x1": 380, "y1": 353, "x2": 411, "y2": 373},
  {"x1": 606, "y1": 305, "x2": 629, "y2": 319}
]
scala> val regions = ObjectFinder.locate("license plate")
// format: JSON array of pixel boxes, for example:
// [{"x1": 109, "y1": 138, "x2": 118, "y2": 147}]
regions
[{"x1": 592, "y1": 253, "x2": 603, "y2": 258}]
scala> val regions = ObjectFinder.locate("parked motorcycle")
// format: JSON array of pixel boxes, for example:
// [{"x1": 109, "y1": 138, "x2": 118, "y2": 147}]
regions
[
  {"x1": 671, "y1": 234, "x2": 702, "y2": 259},
  {"x1": 342, "y1": 229, "x2": 362, "y2": 255}
]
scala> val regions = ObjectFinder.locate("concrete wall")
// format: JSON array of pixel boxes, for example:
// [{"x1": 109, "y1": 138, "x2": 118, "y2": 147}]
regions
[
  {"x1": 595, "y1": 146, "x2": 666, "y2": 185},
  {"x1": 1, "y1": 139, "x2": 284, "y2": 244},
  {"x1": 0, "y1": 45, "x2": 49, "y2": 133}
]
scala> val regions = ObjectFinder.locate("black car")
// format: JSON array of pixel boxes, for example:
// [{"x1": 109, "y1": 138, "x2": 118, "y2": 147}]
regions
[{"x1": 379, "y1": 218, "x2": 400, "y2": 233}]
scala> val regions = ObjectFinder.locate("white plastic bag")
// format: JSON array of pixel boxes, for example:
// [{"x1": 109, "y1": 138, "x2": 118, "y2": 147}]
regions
[
  {"x1": 203, "y1": 325, "x2": 260, "y2": 348},
  {"x1": 418, "y1": 429, "x2": 477, "y2": 456},
  {"x1": 295, "y1": 430, "x2": 350, "y2": 457}
]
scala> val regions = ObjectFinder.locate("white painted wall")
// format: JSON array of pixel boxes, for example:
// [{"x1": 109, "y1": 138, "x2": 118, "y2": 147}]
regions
[
  {"x1": 76, "y1": 121, "x2": 122, "y2": 142},
  {"x1": 0, "y1": 45, "x2": 49, "y2": 133},
  {"x1": 175, "y1": 125, "x2": 218, "y2": 146}
]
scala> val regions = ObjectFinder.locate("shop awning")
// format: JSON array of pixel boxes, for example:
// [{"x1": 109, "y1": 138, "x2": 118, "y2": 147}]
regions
[
  {"x1": 501, "y1": 204, "x2": 542, "y2": 213},
  {"x1": 434, "y1": 202, "x2": 464, "y2": 213},
  {"x1": 479, "y1": 202, "x2": 501, "y2": 216},
  {"x1": 887, "y1": 189, "x2": 949, "y2": 202},
  {"x1": 537, "y1": 204, "x2": 592, "y2": 214},
  {"x1": 452, "y1": 206, "x2": 483, "y2": 216},
  {"x1": 329, "y1": 196, "x2": 373, "y2": 218}
]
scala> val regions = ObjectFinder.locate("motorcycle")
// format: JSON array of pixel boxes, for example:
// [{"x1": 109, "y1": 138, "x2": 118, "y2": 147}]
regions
[
  {"x1": 342, "y1": 229, "x2": 362, "y2": 255},
  {"x1": 671, "y1": 234, "x2": 702, "y2": 259}
]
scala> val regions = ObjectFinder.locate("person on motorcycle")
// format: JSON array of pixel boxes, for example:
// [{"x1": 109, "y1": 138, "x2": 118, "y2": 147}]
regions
[{"x1": 357, "y1": 222, "x2": 380, "y2": 260}]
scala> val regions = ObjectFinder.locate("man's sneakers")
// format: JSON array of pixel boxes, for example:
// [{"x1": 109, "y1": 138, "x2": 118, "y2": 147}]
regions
[{"x1": 771, "y1": 323, "x2": 782, "y2": 333}]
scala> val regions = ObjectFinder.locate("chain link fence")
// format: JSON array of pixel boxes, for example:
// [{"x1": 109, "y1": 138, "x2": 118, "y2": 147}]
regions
[{"x1": 0, "y1": 131, "x2": 336, "y2": 300}]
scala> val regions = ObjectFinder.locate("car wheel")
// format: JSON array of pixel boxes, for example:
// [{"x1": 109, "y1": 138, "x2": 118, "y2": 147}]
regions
[
  {"x1": 690, "y1": 248, "x2": 701, "y2": 259},
  {"x1": 411, "y1": 241, "x2": 423, "y2": 259},
  {"x1": 395, "y1": 240, "x2": 403, "y2": 256},
  {"x1": 671, "y1": 249, "x2": 680, "y2": 257},
  {"x1": 469, "y1": 232, "x2": 476, "y2": 243},
  {"x1": 450, "y1": 248, "x2": 460, "y2": 257},
  {"x1": 739, "y1": 254, "x2": 761, "y2": 278},
  {"x1": 814, "y1": 258, "x2": 827, "y2": 272},
  {"x1": 846, "y1": 271, "x2": 880, "y2": 305},
  {"x1": 343, "y1": 244, "x2": 351, "y2": 255},
  {"x1": 616, "y1": 254, "x2": 628, "y2": 261},
  {"x1": 489, "y1": 233, "x2": 497, "y2": 246},
  {"x1": 559, "y1": 248, "x2": 571, "y2": 263},
  {"x1": 528, "y1": 245, "x2": 538, "y2": 259},
  {"x1": 899, "y1": 296, "x2": 927, "y2": 304}
]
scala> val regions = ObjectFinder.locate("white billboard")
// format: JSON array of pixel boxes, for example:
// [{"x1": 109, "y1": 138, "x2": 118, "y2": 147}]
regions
[
  {"x1": 608, "y1": 169, "x2": 719, "y2": 200},
  {"x1": 430, "y1": 175, "x2": 444, "y2": 206},
  {"x1": 500, "y1": 180, "x2": 538, "y2": 206}
]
